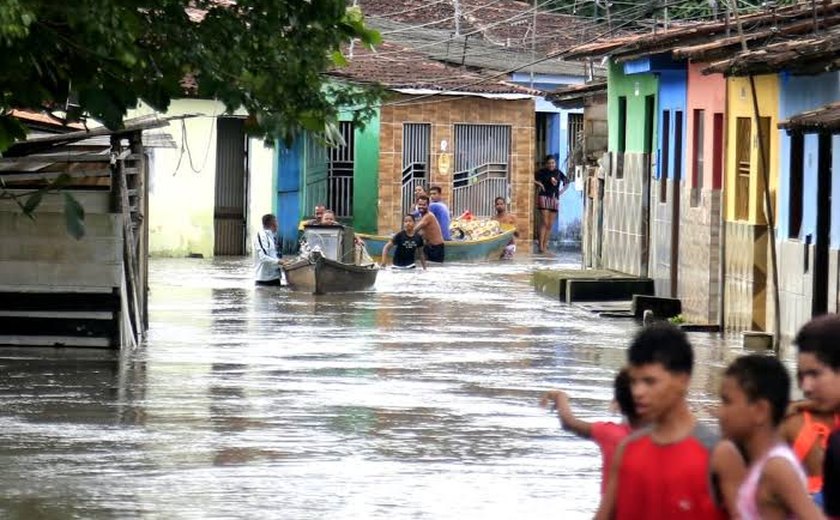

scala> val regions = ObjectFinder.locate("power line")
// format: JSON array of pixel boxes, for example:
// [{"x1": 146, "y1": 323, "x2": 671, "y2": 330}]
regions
[
  {"x1": 379, "y1": 0, "x2": 511, "y2": 35},
  {"x1": 365, "y1": 0, "x2": 451, "y2": 19},
  {"x1": 355, "y1": 1, "x2": 599, "y2": 60},
  {"x1": 377, "y1": 0, "x2": 690, "y2": 108}
]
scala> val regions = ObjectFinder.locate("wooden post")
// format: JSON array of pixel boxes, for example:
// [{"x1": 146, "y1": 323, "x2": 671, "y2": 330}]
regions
[
  {"x1": 111, "y1": 134, "x2": 142, "y2": 346},
  {"x1": 128, "y1": 131, "x2": 148, "y2": 335}
]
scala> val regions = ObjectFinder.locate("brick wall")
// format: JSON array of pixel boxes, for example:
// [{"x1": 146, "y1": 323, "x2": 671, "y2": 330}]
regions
[{"x1": 378, "y1": 95, "x2": 535, "y2": 244}]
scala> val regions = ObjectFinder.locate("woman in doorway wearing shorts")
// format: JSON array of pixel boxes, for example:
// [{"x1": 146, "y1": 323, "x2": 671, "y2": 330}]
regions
[{"x1": 534, "y1": 155, "x2": 569, "y2": 253}]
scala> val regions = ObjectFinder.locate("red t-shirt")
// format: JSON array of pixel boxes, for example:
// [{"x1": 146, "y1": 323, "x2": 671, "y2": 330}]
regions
[
  {"x1": 591, "y1": 421, "x2": 633, "y2": 494},
  {"x1": 615, "y1": 424, "x2": 725, "y2": 520}
]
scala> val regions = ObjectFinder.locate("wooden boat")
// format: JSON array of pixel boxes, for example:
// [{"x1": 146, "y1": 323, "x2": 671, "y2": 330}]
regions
[
  {"x1": 357, "y1": 225, "x2": 516, "y2": 262},
  {"x1": 282, "y1": 225, "x2": 378, "y2": 294}
]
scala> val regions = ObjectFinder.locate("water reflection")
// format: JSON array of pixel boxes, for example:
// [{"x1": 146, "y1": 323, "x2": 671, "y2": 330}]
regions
[{"x1": 0, "y1": 255, "x2": 751, "y2": 519}]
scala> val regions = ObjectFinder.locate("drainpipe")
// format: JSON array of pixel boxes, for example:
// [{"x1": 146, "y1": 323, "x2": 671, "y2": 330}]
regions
[{"x1": 728, "y1": 0, "x2": 782, "y2": 354}]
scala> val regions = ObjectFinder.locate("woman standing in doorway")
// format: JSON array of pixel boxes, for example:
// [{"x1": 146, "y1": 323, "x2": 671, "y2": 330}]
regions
[{"x1": 534, "y1": 155, "x2": 569, "y2": 253}]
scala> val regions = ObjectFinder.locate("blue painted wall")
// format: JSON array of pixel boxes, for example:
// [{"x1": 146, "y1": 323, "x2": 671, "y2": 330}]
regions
[
  {"x1": 777, "y1": 72, "x2": 840, "y2": 245},
  {"x1": 275, "y1": 135, "x2": 303, "y2": 254},
  {"x1": 656, "y1": 69, "x2": 688, "y2": 181}
]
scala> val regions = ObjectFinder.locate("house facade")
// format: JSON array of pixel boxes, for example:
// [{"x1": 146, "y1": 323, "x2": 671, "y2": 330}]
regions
[
  {"x1": 776, "y1": 72, "x2": 840, "y2": 339},
  {"x1": 129, "y1": 100, "x2": 275, "y2": 258}
]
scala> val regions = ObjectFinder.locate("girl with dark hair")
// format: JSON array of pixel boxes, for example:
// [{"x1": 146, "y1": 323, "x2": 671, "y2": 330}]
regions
[{"x1": 534, "y1": 154, "x2": 569, "y2": 253}]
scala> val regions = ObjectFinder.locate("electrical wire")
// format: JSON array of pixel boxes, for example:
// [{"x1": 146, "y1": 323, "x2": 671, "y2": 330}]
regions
[{"x1": 376, "y1": 0, "x2": 699, "y2": 108}]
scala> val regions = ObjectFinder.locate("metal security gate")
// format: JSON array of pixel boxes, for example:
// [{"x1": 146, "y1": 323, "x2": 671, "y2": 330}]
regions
[
  {"x1": 401, "y1": 123, "x2": 431, "y2": 215},
  {"x1": 303, "y1": 133, "x2": 328, "y2": 219},
  {"x1": 214, "y1": 117, "x2": 248, "y2": 256},
  {"x1": 453, "y1": 124, "x2": 511, "y2": 217},
  {"x1": 328, "y1": 122, "x2": 354, "y2": 218}
]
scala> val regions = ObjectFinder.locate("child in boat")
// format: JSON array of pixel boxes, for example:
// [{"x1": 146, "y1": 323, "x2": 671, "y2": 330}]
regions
[
  {"x1": 381, "y1": 214, "x2": 426, "y2": 270},
  {"x1": 717, "y1": 354, "x2": 823, "y2": 520},
  {"x1": 541, "y1": 368, "x2": 642, "y2": 494}
]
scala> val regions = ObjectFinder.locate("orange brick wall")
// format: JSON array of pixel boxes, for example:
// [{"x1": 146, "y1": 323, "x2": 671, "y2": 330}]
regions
[{"x1": 378, "y1": 95, "x2": 535, "y2": 244}]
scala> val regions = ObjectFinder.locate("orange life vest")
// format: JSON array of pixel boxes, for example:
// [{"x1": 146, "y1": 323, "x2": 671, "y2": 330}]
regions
[{"x1": 792, "y1": 410, "x2": 840, "y2": 493}]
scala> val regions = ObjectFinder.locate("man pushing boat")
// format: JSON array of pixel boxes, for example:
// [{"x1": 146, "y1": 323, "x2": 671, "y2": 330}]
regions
[{"x1": 413, "y1": 195, "x2": 445, "y2": 263}]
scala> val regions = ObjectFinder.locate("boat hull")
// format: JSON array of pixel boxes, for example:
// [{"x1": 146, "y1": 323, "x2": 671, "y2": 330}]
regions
[
  {"x1": 282, "y1": 252, "x2": 378, "y2": 294},
  {"x1": 357, "y1": 228, "x2": 515, "y2": 262}
]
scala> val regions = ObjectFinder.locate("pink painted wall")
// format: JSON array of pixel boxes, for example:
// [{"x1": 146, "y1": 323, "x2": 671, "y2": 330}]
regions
[{"x1": 686, "y1": 63, "x2": 726, "y2": 191}]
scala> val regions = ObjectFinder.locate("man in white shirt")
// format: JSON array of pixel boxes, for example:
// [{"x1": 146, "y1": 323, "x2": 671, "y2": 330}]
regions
[{"x1": 254, "y1": 214, "x2": 282, "y2": 286}]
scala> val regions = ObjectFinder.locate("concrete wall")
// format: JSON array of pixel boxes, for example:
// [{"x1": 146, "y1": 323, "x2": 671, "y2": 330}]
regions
[
  {"x1": 724, "y1": 221, "x2": 768, "y2": 332},
  {"x1": 378, "y1": 95, "x2": 535, "y2": 245},
  {"x1": 346, "y1": 112, "x2": 381, "y2": 234},
  {"x1": 677, "y1": 65, "x2": 727, "y2": 325},
  {"x1": 601, "y1": 61, "x2": 658, "y2": 276},
  {"x1": 132, "y1": 100, "x2": 274, "y2": 258},
  {"x1": 0, "y1": 191, "x2": 122, "y2": 290}
]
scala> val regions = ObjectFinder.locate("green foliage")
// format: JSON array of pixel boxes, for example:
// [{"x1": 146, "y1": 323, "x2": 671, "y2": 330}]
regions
[
  {"x1": 668, "y1": 314, "x2": 686, "y2": 325},
  {"x1": 0, "y1": 0, "x2": 383, "y2": 150}
]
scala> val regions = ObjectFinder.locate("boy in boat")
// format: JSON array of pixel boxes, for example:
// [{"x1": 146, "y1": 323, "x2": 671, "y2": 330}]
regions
[
  {"x1": 381, "y1": 214, "x2": 426, "y2": 270},
  {"x1": 541, "y1": 368, "x2": 642, "y2": 495},
  {"x1": 413, "y1": 195, "x2": 445, "y2": 263},
  {"x1": 254, "y1": 213, "x2": 283, "y2": 286},
  {"x1": 794, "y1": 314, "x2": 840, "y2": 519},
  {"x1": 596, "y1": 323, "x2": 745, "y2": 520},
  {"x1": 321, "y1": 210, "x2": 338, "y2": 226},
  {"x1": 717, "y1": 355, "x2": 822, "y2": 520},
  {"x1": 492, "y1": 196, "x2": 518, "y2": 260},
  {"x1": 306, "y1": 204, "x2": 326, "y2": 226}
]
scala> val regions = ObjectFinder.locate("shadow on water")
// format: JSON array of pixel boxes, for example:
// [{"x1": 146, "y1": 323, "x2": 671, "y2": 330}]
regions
[{"x1": 0, "y1": 253, "x2": 749, "y2": 519}]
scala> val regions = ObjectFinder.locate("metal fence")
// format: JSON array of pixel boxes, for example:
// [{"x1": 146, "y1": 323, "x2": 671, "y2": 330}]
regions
[
  {"x1": 452, "y1": 124, "x2": 511, "y2": 217},
  {"x1": 304, "y1": 133, "x2": 328, "y2": 219},
  {"x1": 328, "y1": 122, "x2": 355, "y2": 218},
  {"x1": 401, "y1": 123, "x2": 431, "y2": 215}
]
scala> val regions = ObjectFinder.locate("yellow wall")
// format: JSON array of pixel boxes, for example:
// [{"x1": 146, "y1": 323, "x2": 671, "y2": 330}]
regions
[
  {"x1": 130, "y1": 100, "x2": 275, "y2": 258},
  {"x1": 725, "y1": 74, "x2": 780, "y2": 224}
]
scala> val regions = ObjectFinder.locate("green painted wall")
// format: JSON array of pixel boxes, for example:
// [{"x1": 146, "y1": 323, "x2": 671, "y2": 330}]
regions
[
  {"x1": 608, "y1": 61, "x2": 659, "y2": 153},
  {"x1": 340, "y1": 109, "x2": 380, "y2": 233}
]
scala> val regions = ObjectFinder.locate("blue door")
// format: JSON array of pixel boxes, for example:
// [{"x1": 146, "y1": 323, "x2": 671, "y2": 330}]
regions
[{"x1": 276, "y1": 137, "x2": 302, "y2": 254}]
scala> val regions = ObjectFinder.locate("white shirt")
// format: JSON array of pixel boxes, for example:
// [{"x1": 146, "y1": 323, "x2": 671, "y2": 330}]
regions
[{"x1": 253, "y1": 228, "x2": 281, "y2": 282}]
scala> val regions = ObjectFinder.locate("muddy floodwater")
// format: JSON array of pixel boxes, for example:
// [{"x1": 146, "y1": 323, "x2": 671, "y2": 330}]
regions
[{"x1": 0, "y1": 254, "x2": 749, "y2": 519}]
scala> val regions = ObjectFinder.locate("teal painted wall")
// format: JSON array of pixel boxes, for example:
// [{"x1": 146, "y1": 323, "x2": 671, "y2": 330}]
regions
[
  {"x1": 608, "y1": 61, "x2": 658, "y2": 153},
  {"x1": 341, "y1": 110, "x2": 380, "y2": 233}
]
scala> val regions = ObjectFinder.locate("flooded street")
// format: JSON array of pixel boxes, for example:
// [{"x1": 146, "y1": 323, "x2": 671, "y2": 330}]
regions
[{"x1": 0, "y1": 254, "x2": 745, "y2": 519}]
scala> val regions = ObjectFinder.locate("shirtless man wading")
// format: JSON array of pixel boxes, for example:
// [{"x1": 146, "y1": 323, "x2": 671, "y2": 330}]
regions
[{"x1": 413, "y1": 195, "x2": 445, "y2": 263}]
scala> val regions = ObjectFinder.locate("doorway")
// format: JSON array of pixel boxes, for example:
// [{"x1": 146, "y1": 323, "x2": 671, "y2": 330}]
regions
[
  {"x1": 214, "y1": 118, "x2": 248, "y2": 256},
  {"x1": 670, "y1": 110, "x2": 684, "y2": 298},
  {"x1": 813, "y1": 132, "x2": 833, "y2": 316}
]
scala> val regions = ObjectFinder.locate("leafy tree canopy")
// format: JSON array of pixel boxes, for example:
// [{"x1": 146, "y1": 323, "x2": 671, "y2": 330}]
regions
[{"x1": 0, "y1": 0, "x2": 383, "y2": 151}]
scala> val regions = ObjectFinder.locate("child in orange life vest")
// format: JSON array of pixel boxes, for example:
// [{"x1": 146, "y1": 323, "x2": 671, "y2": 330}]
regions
[
  {"x1": 541, "y1": 368, "x2": 643, "y2": 494},
  {"x1": 781, "y1": 401, "x2": 840, "y2": 508}
]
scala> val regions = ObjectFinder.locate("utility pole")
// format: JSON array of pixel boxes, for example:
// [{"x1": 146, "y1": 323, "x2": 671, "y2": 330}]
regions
[
  {"x1": 530, "y1": 0, "x2": 537, "y2": 88},
  {"x1": 728, "y1": 0, "x2": 782, "y2": 355},
  {"x1": 454, "y1": 0, "x2": 461, "y2": 36}
]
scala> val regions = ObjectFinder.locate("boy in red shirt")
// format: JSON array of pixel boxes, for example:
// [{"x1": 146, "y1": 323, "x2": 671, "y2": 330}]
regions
[
  {"x1": 596, "y1": 323, "x2": 745, "y2": 520},
  {"x1": 541, "y1": 369, "x2": 641, "y2": 494}
]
